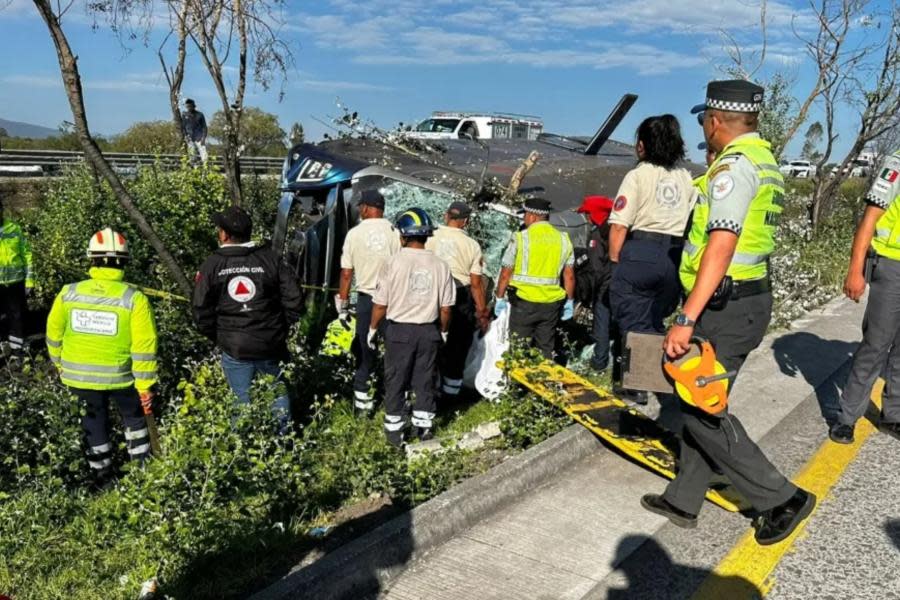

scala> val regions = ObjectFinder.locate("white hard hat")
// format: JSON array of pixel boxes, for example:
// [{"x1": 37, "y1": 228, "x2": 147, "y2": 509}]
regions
[{"x1": 87, "y1": 227, "x2": 129, "y2": 259}]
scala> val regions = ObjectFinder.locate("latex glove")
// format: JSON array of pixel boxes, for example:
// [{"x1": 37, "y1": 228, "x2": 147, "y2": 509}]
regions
[
  {"x1": 441, "y1": 330, "x2": 449, "y2": 344},
  {"x1": 367, "y1": 328, "x2": 378, "y2": 350},
  {"x1": 494, "y1": 297, "x2": 508, "y2": 316},
  {"x1": 561, "y1": 299, "x2": 574, "y2": 321},
  {"x1": 334, "y1": 294, "x2": 348, "y2": 315},
  {"x1": 139, "y1": 391, "x2": 155, "y2": 414}
]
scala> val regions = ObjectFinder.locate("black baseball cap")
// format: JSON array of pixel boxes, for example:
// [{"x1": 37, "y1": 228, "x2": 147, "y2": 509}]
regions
[
  {"x1": 185, "y1": 98, "x2": 196, "y2": 106},
  {"x1": 447, "y1": 201, "x2": 472, "y2": 219},
  {"x1": 359, "y1": 189, "x2": 386, "y2": 209},
  {"x1": 213, "y1": 205, "x2": 252, "y2": 238}
]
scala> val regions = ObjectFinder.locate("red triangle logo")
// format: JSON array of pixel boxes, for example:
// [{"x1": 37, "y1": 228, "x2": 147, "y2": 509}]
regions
[{"x1": 235, "y1": 281, "x2": 250, "y2": 295}]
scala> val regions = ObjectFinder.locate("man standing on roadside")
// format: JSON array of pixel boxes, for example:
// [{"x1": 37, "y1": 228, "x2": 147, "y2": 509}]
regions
[
  {"x1": 831, "y1": 149, "x2": 900, "y2": 444},
  {"x1": 336, "y1": 189, "x2": 401, "y2": 415},
  {"x1": 426, "y1": 201, "x2": 489, "y2": 397},
  {"x1": 0, "y1": 196, "x2": 33, "y2": 359},
  {"x1": 182, "y1": 99, "x2": 208, "y2": 165},
  {"x1": 193, "y1": 206, "x2": 302, "y2": 434},
  {"x1": 494, "y1": 197, "x2": 576, "y2": 360},
  {"x1": 640, "y1": 80, "x2": 814, "y2": 546}
]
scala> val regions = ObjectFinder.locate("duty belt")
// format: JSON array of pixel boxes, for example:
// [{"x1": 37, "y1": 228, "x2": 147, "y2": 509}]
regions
[
  {"x1": 731, "y1": 277, "x2": 770, "y2": 300},
  {"x1": 628, "y1": 230, "x2": 684, "y2": 246}
]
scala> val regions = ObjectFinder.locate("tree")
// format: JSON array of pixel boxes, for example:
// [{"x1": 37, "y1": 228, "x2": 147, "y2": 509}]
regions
[
  {"x1": 289, "y1": 121, "x2": 304, "y2": 146},
  {"x1": 112, "y1": 120, "x2": 183, "y2": 154},
  {"x1": 756, "y1": 72, "x2": 797, "y2": 161},
  {"x1": 159, "y1": 0, "x2": 294, "y2": 205},
  {"x1": 29, "y1": 0, "x2": 193, "y2": 295},
  {"x1": 209, "y1": 107, "x2": 286, "y2": 156},
  {"x1": 801, "y1": 121, "x2": 824, "y2": 161}
]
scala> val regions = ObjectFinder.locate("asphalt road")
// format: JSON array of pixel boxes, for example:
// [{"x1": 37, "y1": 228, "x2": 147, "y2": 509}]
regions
[{"x1": 585, "y1": 363, "x2": 900, "y2": 600}]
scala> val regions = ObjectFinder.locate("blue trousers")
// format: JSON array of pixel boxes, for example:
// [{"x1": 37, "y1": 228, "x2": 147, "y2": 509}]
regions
[
  {"x1": 609, "y1": 238, "x2": 681, "y2": 336},
  {"x1": 221, "y1": 352, "x2": 291, "y2": 434}
]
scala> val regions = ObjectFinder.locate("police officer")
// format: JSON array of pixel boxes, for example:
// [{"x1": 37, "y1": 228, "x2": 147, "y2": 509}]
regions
[
  {"x1": 0, "y1": 196, "x2": 33, "y2": 358},
  {"x1": 336, "y1": 189, "x2": 401, "y2": 414},
  {"x1": 46, "y1": 229, "x2": 158, "y2": 489},
  {"x1": 494, "y1": 198, "x2": 575, "y2": 360},
  {"x1": 831, "y1": 149, "x2": 900, "y2": 443},
  {"x1": 641, "y1": 80, "x2": 815, "y2": 546},
  {"x1": 369, "y1": 208, "x2": 455, "y2": 447},
  {"x1": 425, "y1": 201, "x2": 489, "y2": 397},
  {"x1": 193, "y1": 206, "x2": 303, "y2": 434}
]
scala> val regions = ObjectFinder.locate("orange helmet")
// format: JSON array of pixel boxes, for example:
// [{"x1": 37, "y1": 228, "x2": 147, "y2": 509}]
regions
[{"x1": 87, "y1": 228, "x2": 129, "y2": 259}]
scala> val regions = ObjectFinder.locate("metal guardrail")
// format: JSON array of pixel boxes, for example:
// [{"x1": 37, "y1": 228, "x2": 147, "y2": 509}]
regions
[{"x1": 0, "y1": 148, "x2": 284, "y2": 176}]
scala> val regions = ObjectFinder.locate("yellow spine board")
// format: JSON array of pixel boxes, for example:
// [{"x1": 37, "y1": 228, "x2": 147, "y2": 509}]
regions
[{"x1": 508, "y1": 361, "x2": 747, "y2": 512}]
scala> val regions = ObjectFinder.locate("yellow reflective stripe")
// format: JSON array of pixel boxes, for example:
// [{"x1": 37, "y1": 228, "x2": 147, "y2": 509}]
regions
[
  {"x1": 759, "y1": 177, "x2": 785, "y2": 187},
  {"x1": 128, "y1": 443, "x2": 151, "y2": 455},
  {"x1": 131, "y1": 353, "x2": 156, "y2": 361},
  {"x1": 61, "y1": 360, "x2": 130, "y2": 374},
  {"x1": 46, "y1": 338, "x2": 62, "y2": 348},
  {"x1": 682, "y1": 241, "x2": 765, "y2": 265},
  {"x1": 876, "y1": 228, "x2": 891, "y2": 239},
  {"x1": 132, "y1": 370, "x2": 157, "y2": 379},
  {"x1": 511, "y1": 274, "x2": 559, "y2": 285}
]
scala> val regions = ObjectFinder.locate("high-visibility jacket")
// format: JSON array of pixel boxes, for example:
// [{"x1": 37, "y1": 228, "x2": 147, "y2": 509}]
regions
[
  {"x1": 46, "y1": 267, "x2": 158, "y2": 392},
  {"x1": 0, "y1": 219, "x2": 33, "y2": 288},
  {"x1": 680, "y1": 136, "x2": 784, "y2": 292},
  {"x1": 510, "y1": 221, "x2": 573, "y2": 303},
  {"x1": 870, "y1": 150, "x2": 900, "y2": 261}
]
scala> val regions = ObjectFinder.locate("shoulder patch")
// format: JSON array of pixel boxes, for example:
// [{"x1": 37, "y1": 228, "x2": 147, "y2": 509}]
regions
[
  {"x1": 709, "y1": 164, "x2": 731, "y2": 179},
  {"x1": 710, "y1": 174, "x2": 735, "y2": 201},
  {"x1": 879, "y1": 167, "x2": 899, "y2": 183},
  {"x1": 614, "y1": 195, "x2": 628, "y2": 211}
]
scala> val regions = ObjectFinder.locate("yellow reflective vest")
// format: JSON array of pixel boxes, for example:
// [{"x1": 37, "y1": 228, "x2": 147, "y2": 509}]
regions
[
  {"x1": 509, "y1": 221, "x2": 573, "y2": 303},
  {"x1": 0, "y1": 219, "x2": 33, "y2": 288},
  {"x1": 680, "y1": 136, "x2": 784, "y2": 292},
  {"x1": 46, "y1": 267, "x2": 158, "y2": 392},
  {"x1": 871, "y1": 150, "x2": 900, "y2": 261}
]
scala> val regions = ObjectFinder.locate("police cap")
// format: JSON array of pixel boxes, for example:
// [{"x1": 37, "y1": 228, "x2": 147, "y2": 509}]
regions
[
  {"x1": 523, "y1": 197, "x2": 552, "y2": 215},
  {"x1": 691, "y1": 79, "x2": 764, "y2": 115}
]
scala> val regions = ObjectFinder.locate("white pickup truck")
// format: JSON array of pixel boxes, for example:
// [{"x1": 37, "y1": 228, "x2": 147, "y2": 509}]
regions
[
  {"x1": 779, "y1": 159, "x2": 817, "y2": 178},
  {"x1": 407, "y1": 111, "x2": 543, "y2": 141}
]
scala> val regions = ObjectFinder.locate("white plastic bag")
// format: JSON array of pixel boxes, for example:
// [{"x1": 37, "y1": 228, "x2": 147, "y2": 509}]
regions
[
  {"x1": 462, "y1": 330, "x2": 486, "y2": 389},
  {"x1": 474, "y1": 307, "x2": 510, "y2": 401}
]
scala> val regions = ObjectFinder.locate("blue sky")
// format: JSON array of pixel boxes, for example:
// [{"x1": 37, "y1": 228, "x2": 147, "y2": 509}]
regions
[{"x1": 0, "y1": 0, "x2": 886, "y2": 162}]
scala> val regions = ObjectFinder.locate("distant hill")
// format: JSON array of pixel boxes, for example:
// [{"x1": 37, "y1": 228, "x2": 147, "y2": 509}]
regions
[{"x1": 0, "y1": 118, "x2": 59, "y2": 139}]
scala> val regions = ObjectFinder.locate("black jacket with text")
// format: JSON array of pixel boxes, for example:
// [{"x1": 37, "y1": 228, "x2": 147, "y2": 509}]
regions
[{"x1": 192, "y1": 243, "x2": 303, "y2": 361}]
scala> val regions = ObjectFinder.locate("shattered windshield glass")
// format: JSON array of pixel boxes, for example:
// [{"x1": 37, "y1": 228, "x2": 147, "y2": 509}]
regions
[
  {"x1": 373, "y1": 180, "x2": 515, "y2": 278},
  {"x1": 415, "y1": 118, "x2": 460, "y2": 133}
]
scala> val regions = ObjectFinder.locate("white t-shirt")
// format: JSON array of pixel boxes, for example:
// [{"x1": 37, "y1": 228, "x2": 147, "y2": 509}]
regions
[{"x1": 425, "y1": 225, "x2": 484, "y2": 287}]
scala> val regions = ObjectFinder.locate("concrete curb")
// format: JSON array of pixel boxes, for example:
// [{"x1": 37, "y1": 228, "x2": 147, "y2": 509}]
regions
[{"x1": 252, "y1": 424, "x2": 602, "y2": 600}]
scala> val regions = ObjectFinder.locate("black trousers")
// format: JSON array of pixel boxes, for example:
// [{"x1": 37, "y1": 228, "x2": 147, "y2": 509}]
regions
[
  {"x1": 509, "y1": 295, "x2": 564, "y2": 360},
  {"x1": 609, "y1": 238, "x2": 681, "y2": 335},
  {"x1": 440, "y1": 285, "x2": 476, "y2": 393},
  {"x1": 662, "y1": 292, "x2": 797, "y2": 515},
  {"x1": 351, "y1": 293, "x2": 382, "y2": 399},
  {"x1": 0, "y1": 281, "x2": 26, "y2": 350},
  {"x1": 72, "y1": 386, "x2": 151, "y2": 473},
  {"x1": 383, "y1": 321, "x2": 441, "y2": 442}
]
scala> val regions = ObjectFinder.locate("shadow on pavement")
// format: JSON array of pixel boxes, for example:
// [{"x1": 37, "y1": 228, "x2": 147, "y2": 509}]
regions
[
  {"x1": 594, "y1": 535, "x2": 762, "y2": 600},
  {"x1": 771, "y1": 332, "x2": 856, "y2": 427},
  {"x1": 885, "y1": 519, "x2": 900, "y2": 553}
]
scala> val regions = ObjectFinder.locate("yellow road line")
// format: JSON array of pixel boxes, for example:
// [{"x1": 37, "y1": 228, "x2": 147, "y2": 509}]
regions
[{"x1": 693, "y1": 381, "x2": 883, "y2": 599}]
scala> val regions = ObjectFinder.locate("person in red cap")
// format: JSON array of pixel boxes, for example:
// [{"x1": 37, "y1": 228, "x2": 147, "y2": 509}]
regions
[{"x1": 576, "y1": 196, "x2": 614, "y2": 372}]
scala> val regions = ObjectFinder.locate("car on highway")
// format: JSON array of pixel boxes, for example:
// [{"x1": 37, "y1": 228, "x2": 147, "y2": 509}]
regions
[
  {"x1": 831, "y1": 158, "x2": 874, "y2": 178},
  {"x1": 779, "y1": 159, "x2": 817, "y2": 178}
]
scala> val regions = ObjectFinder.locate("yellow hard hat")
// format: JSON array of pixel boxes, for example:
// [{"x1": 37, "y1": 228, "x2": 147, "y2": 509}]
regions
[{"x1": 87, "y1": 227, "x2": 129, "y2": 259}]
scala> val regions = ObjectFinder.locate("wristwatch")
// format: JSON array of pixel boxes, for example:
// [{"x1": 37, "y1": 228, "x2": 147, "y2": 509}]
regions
[{"x1": 674, "y1": 313, "x2": 696, "y2": 327}]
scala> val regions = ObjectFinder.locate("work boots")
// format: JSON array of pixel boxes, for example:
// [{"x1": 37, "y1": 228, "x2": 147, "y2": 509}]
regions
[
  {"x1": 640, "y1": 494, "x2": 698, "y2": 529},
  {"x1": 829, "y1": 423, "x2": 854, "y2": 444},
  {"x1": 754, "y1": 489, "x2": 816, "y2": 546}
]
